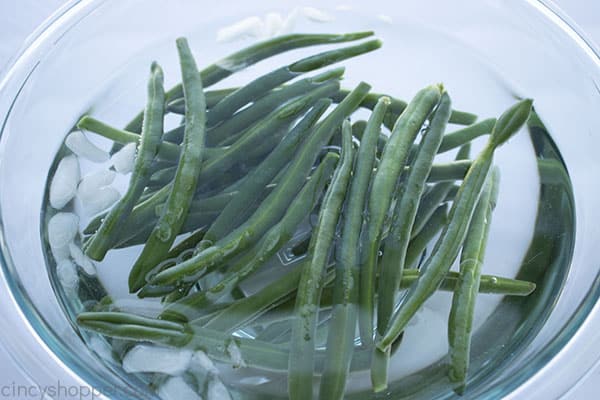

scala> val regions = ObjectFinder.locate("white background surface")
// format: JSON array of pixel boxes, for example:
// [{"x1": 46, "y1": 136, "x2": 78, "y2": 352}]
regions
[{"x1": 0, "y1": 1, "x2": 598, "y2": 399}]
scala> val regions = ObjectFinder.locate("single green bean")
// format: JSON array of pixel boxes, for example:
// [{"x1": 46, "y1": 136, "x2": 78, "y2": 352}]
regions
[
  {"x1": 129, "y1": 38, "x2": 208, "y2": 292},
  {"x1": 359, "y1": 84, "x2": 442, "y2": 346},
  {"x1": 160, "y1": 153, "x2": 338, "y2": 321},
  {"x1": 207, "y1": 40, "x2": 380, "y2": 127},
  {"x1": 289, "y1": 121, "x2": 354, "y2": 400},
  {"x1": 438, "y1": 118, "x2": 496, "y2": 153},
  {"x1": 84, "y1": 63, "x2": 165, "y2": 261},
  {"x1": 373, "y1": 92, "x2": 451, "y2": 392},
  {"x1": 448, "y1": 168, "x2": 500, "y2": 394},
  {"x1": 77, "y1": 117, "x2": 221, "y2": 163},
  {"x1": 319, "y1": 98, "x2": 389, "y2": 400},
  {"x1": 145, "y1": 83, "x2": 371, "y2": 288},
  {"x1": 123, "y1": 31, "x2": 374, "y2": 133},
  {"x1": 426, "y1": 160, "x2": 472, "y2": 182},
  {"x1": 377, "y1": 99, "x2": 533, "y2": 351}
]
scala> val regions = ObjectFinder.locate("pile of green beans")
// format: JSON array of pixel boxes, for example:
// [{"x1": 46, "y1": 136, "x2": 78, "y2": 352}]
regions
[{"x1": 72, "y1": 32, "x2": 536, "y2": 399}]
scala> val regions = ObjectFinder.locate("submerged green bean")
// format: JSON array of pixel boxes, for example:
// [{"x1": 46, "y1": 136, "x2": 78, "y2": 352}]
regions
[
  {"x1": 359, "y1": 84, "x2": 442, "y2": 346},
  {"x1": 448, "y1": 168, "x2": 500, "y2": 394},
  {"x1": 84, "y1": 63, "x2": 165, "y2": 261},
  {"x1": 289, "y1": 121, "x2": 354, "y2": 400},
  {"x1": 377, "y1": 99, "x2": 533, "y2": 351},
  {"x1": 372, "y1": 92, "x2": 451, "y2": 392},
  {"x1": 319, "y1": 98, "x2": 389, "y2": 400},
  {"x1": 145, "y1": 83, "x2": 370, "y2": 288},
  {"x1": 129, "y1": 38, "x2": 207, "y2": 292}
]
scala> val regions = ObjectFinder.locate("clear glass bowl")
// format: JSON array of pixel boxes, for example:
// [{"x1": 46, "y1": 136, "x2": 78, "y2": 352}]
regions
[{"x1": 0, "y1": 0, "x2": 599, "y2": 399}]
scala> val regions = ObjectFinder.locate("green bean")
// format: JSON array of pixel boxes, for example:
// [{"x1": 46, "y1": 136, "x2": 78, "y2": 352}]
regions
[
  {"x1": 438, "y1": 118, "x2": 496, "y2": 153},
  {"x1": 78, "y1": 311, "x2": 291, "y2": 371},
  {"x1": 319, "y1": 98, "x2": 389, "y2": 400},
  {"x1": 426, "y1": 160, "x2": 472, "y2": 182},
  {"x1": 123, "y1": 31, "x2": 374, "y2": 133},
  {"x1": 289, "y1": 121, "x2": 354, "y2": 400},
  {"x1": 128, "y1": 38, "x2": 208, "y2": 292},
  {"x1": 448, "y1": 168, "x2": 500, "y2": 394},
  {"x1": 376, "y1": 99, "x2": 533, "y2": 351},
  {"x1": 373, "y1": 92, "x2": 451, "y2": 392},
  {"x1": 405, "y1": 205, "x2": 449, "y2": 269},
  {"x1": 412, "y1": 144, "x2": 471, "y2": 239},
  {"x1": 359, "y1": 84, "x2": 442, "y2": 346},
  {"x1": 77, "y1": 116, "x2": 220, "y2": 163},
  {"x1": 84, "y1": 63, "x2": 165, "y2": 261},
  {"x1": 167, "y1": 88, "x2": 237, "y2": 113},
  {"x1": 160, "y1": 153, "x2": 339, "y2": 321},
  {"x1": 146, "y1": 83, "x2": 371, "y2": 288},
  {"x1": 207, "y1": 40, "x2": 380, "y2": 127},
  {"x1": 332, "y1": 89, "x2": 477, "y2": 129}
]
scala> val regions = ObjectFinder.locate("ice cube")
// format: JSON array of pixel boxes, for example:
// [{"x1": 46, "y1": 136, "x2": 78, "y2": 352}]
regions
[
  {"x1": 56, "y1": 260, "x2": 78, "y2": 291},
  {"x1": 89, "y1": 336, "x2": 114, "y2": 362},
  {"x1": 65, "y1": 131, "x2": 109, "y2": 163},
  {"x1": 68, "y1": 242, "x2": 96, "y2": 275},
  {"x1": 48, "y1": 212, "x2": 79, "y2": 249},
  {"x1": 301, "y1": 7, "x2": 334, "y2": 22},
  {"x1": 190, "y1": 350, "x2": 219, "y2": 376},
  {"x1": 226, "y1": 341, "x2": 246, "y2": 369},
  {"x1": 158, "y1": 377, "x2": 203, "y2": 400},
  {"x1": 207, "y1": 377, "x2": 232, "y2": 400},
  {"x1": 122, "y1": 344, "x2": 192, "y2": 375},
  {"x1": 111, "y1": 143, "x2": 137, "y2": 174},
  {"x1": 264, "y1": 12, "x2": 284, "y2": 37},
  {"x1": 217, "y1": 17, "x2": 265, "y2": 42},
  {"x1": 50, "y1": 155, "x2": 80, "y2": 209},
  {"x1": 80, "y1": 187, "x2": 120, "y2": 216},
  {"x1": 280, "y1": 8, "x2": 299, "y2": 34}
]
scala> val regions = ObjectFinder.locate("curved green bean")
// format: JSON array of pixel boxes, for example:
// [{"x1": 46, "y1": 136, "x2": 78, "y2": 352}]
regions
[
  {"x1": 359, "y1": 84, "x2": 442, "y2": 346},
  {"x1": 319, "y1": 98, "x2": 389, "y2": 400},
  {"x1": 448, "y1": 168, "x2": 500, "y2": 394},
  {"x1": 129, "y1": 38, "x2": 207, "y2": 292},
  {"x1": 377, "y1": 99, "x2": 533, "y2": 351},
  {"x1": 438, "y1": 118, "x2": 496, "y2": 153},
  {"x1": 207, "y1": 40, "x2": 380, "y2": 127},
  {"x1": 145, "y1": 83, "x2": 370, "y2": 288},
  {"x1": 373, "y1": 92, "x2": 451, "y2": 392},
  {"x1": 84, "y1": 63, "x2": 165, "y2": 261},
  {"x1": 289, "y1": 121, "x2": 354, "y2": 400}
]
